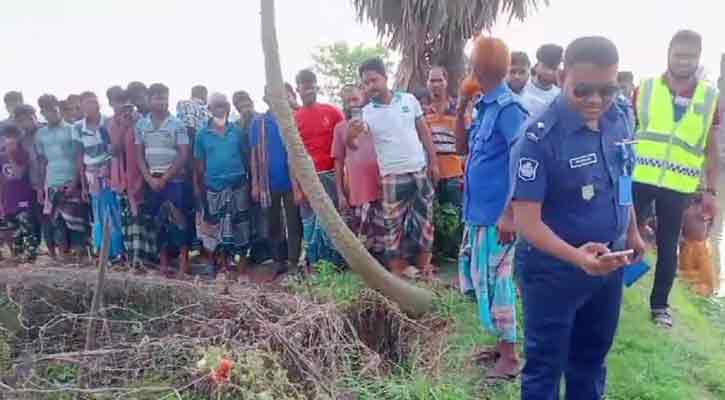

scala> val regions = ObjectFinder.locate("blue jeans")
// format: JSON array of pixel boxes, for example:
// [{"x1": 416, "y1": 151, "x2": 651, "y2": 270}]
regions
[{"x1": 516, "y1": 241, "x2": 623, "y2": 400}]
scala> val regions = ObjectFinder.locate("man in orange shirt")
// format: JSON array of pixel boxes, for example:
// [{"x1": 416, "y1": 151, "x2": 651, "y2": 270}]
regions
[{"x1": 426, "y1": 66, "x2": 464, "y2": 208}]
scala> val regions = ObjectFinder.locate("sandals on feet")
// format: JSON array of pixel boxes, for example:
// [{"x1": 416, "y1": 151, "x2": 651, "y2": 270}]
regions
[
  {"x1": 401, "y1": 266, "x2": 421, "y2": 280},
  {"x1": 472, "y1": 346, "x2": 500, "y2": 365}
]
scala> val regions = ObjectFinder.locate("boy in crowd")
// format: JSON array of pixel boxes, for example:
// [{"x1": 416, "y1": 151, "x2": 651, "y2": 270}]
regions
[
  {"x1": 136, "y1": 83, "x2": 193, "y2": 277},
  {"x1": 679, "y1": 194, "x2": 716, "y2": 296},
  {"x1": 520, "y1": 44, "x2": 563, "y2": 118},
  {"x1": 177, "y1": 85, "x2": 211, "y2": 138},
  {"x1": 0, "y1": 124, "x2": 40, "y2": 262},
  {"x1": 333, "y1": 84, "x2": 385, "y2": 260},
  {"x1": 36, "y1": 94, "x2": 88, "y2": 259},
  {"x1": 3, "y1": 91, "x2": 23, "y2": 122},
  {"x1": 74, "y1": 91, "x2": 125, "y2": 262},
  {"x1": 232, "y1": 90, "x2": 273, "y2": 265},
  {"x1": 62, "y1": 94, "x2": 83, "y2": 124},
  {"x1": 13, "y1": 104, "x2": 42, "y2": 191},
  {"x1": 507, "y1": 51, "x2": 531, "y2": 95},
  {"x1": 106, "y1": 86, "x2": 154, "y2": 267}
]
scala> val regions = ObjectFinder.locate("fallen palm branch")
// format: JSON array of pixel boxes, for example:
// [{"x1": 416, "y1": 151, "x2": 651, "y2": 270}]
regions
[{"x1": 0, "y1": 267, "x2": 446, "y2": 399}]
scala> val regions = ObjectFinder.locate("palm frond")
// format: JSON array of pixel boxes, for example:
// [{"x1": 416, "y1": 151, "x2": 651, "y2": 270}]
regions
[
  {"x1": 352, "y1": 0, "x2": 546, "y2": 91},
  {"x1": 353, "y1": 0, "x2": 544, "y2": 53}
]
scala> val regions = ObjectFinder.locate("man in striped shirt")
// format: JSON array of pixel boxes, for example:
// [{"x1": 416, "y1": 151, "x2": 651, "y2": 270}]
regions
[
  {"x1": 73, "y1": 91, "x2": 125, "y2": 262},
  {"x1": 426, "y1": 66, "x2": 463, "y2": 208},
  {"x1": 135, "y1": 83, "x2": 193, "y2": 277}
]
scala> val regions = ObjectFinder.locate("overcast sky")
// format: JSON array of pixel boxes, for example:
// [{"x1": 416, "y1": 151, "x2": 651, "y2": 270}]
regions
[{"x1": 1, "y1": 0, "x2": 722, "y2": 118}]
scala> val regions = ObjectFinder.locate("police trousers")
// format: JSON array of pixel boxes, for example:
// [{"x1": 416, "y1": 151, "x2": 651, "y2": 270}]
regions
[{"x1": 516, "y1": 243, "x2": 623, "y2": 400}]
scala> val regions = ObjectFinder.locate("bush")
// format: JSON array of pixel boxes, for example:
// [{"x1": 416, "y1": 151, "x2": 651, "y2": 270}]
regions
[{"x1": 433, "y1": 203, "x2": 464, "y2": 260}]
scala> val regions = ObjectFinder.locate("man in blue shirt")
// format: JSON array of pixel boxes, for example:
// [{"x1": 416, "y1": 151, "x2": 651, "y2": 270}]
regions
[
  {"x1": 248, "y1": 86, "x2": 301, "y2": 276},
  {"x1": 195, "y1": 93, "x2": 252, "y2": 279},
  {"x1": 510, "y1": 37, "x2": 646, "y2": 399},
  {"x1": 455, "y1": 36, "x2": 528, "y2": 380}
]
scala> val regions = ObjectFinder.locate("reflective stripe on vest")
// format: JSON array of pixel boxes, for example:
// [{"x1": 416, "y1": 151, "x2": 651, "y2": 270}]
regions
[{"x1": 633, "y1": 77, "x2": 718, "y2": 193}]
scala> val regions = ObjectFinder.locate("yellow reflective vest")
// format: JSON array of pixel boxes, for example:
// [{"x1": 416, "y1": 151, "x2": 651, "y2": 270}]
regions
[{"x1": 633, "y1": 77, "x2": 719, "y2": 194}]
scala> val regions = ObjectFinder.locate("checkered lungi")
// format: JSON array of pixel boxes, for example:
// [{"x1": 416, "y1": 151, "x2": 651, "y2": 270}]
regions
[
  {"x1": 381, "y1": 168, "x2": 435, "y2": 260},
  {"x1": 346, "y1": 200, "x2": 386, "y2": 255}
]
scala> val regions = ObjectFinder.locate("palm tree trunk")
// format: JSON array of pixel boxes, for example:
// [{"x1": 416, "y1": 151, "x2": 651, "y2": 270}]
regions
[
  {"x1": 442, "y1": 43, "x2": 466, "y2": 97},
  {"x1": 260, "y1": 0, "x2": 433, "y2": 316}
]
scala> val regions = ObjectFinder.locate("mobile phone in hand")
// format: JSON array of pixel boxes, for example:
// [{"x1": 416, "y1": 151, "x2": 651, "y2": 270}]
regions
[
  {"x1": 350, "y1": 107, "x2": 362, "y2": 121},
  {"x1": 598, "y1": 249, "x2": 634, "y2": 260}
]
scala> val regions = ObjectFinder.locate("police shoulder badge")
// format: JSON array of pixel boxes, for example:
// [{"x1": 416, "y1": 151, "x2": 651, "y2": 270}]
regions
[{"x1": 518, "y1": 158, "x2": 539, "y2": 182}]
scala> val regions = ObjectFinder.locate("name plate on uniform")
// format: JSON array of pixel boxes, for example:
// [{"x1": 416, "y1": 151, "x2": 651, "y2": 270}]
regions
[{"x1": 569, "y1": 153, "x2": 598, "y2": 169}]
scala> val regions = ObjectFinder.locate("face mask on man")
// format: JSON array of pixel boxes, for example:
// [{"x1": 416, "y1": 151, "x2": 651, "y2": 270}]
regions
[{"x1": 213, "y1": 116, "x2": 226, "y2": 127}]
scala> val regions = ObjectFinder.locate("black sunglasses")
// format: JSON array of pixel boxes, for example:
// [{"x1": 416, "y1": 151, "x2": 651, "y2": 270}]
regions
[{"x1": 573, "y1": 83, "x2": 619, "y2": 99}]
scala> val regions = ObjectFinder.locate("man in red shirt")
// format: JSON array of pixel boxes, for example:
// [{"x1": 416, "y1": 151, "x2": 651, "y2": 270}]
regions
[{"x1": 294, "y1": 69, "x2": 346, "y2": 269}]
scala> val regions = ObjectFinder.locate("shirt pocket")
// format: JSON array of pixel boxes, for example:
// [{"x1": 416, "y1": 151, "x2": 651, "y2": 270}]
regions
[
  {"x1": 557, "y1": 159, "x2": 607, "y2": 205},
  {"x1": 470, "y1": 107, "x2": 500, "y2": 154}
]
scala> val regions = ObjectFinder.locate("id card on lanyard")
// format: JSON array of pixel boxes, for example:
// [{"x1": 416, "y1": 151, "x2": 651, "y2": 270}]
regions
[{"x1": 616, "y1": 140, "x2": 636, "y2": 206}]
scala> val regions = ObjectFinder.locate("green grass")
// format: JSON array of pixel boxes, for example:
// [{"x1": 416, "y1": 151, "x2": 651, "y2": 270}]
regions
[{"x1": 296, "y1": 262, "x2": 725, "y2": 399}]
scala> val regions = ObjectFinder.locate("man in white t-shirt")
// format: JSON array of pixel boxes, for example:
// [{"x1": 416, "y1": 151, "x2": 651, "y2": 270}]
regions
[
  {"x1": 348, "y1": 57, "x2": 440, "y2": 278},
  {"x1": 520, "y1": 44, "x2": 563, "y2": 119}
]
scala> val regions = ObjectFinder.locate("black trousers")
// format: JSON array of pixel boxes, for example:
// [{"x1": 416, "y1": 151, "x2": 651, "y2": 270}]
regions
[
  {"x1": 268, "y1": 191, "x2": 302, "y2": 264},
  {"x1": 633, "y1": 182, "x2": 691, "y2": 310}
]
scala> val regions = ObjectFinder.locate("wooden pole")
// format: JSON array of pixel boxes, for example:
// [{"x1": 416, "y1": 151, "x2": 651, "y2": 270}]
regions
[
  {"x1": 259, "y1": 0, "x2": 433, "y2": 316},
  {"x1": 84, "y1": 214, "x2": 111, "y2": 352}
]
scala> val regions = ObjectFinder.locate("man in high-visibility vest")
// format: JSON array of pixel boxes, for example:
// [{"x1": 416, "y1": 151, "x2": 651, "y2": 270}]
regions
[{"x1": 633, "y1": 29, "x2": 720, "y2": 329}]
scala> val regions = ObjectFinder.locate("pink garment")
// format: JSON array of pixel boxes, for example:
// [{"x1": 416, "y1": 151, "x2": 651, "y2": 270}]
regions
[
  {"x1": 331, "y1": 121, "x2": 381, "y2": 207},
  {"x1": 107, "y1": 115, "x2": 144, "y2": 214}
]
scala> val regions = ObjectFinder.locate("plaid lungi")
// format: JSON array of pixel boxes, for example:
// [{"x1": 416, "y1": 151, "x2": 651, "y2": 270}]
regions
[
  {"x1": 119, "y1": 195, "x2": 158, "y2": 264},
  {"x1": 346, "y1": 200, "x2": 386, "y2": 255},
  {"x1": 381, "y1": 168, "x2": 435, "y2": 259},
  {"x1": 43, "y1": 186, "x2": 89, "y2": 249},
  {"x1": 458, "y1": 224, "x2": 517, "y2": 342},
  {"x1": 199, "y1": 184, "x2": 251, "y2": 255},
  {"x1": 143, "y1": 181, "x2": 195, "y2": 250}
]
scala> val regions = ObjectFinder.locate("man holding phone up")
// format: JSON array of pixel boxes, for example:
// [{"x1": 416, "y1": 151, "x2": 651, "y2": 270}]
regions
[{"x1": 510, "y1": 37, "x2": 646, "y2": 399}]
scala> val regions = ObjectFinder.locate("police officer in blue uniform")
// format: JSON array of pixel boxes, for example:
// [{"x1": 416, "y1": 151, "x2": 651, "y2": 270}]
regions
[{"x1": 510, "y1": 37, "x2": 647, "y2": 399}]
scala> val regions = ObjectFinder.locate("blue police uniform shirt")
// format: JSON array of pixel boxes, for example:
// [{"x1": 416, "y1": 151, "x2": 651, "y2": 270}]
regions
[
  {"x1": 616, "y1": 94, "x2": 636, "y2": 130},
  {"x1": 511, "y1": 96, "x2": 634, "y2": 248},
  {"x1": 464, "y1": 83, "x2": 528, "y2": 226}
]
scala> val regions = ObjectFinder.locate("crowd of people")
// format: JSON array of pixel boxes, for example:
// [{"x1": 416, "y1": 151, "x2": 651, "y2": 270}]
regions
[{"x1": 0, "y1": 27, "x2": 720, "y2": 399}]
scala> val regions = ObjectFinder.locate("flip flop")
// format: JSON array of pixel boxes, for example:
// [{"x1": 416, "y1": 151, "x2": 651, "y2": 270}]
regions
[
  {"x1": 484, "y1": 369, "x2": 519, "y2": 384},
  {"x1": 402, "y1": 266, "x2": 421, "y2": 280},
  {"x1": 472, "y1": 346, "x2": 500, "y2": 364},
  {"x1": 176, "y1": 272, "x2": 193, "y2": 281}
]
